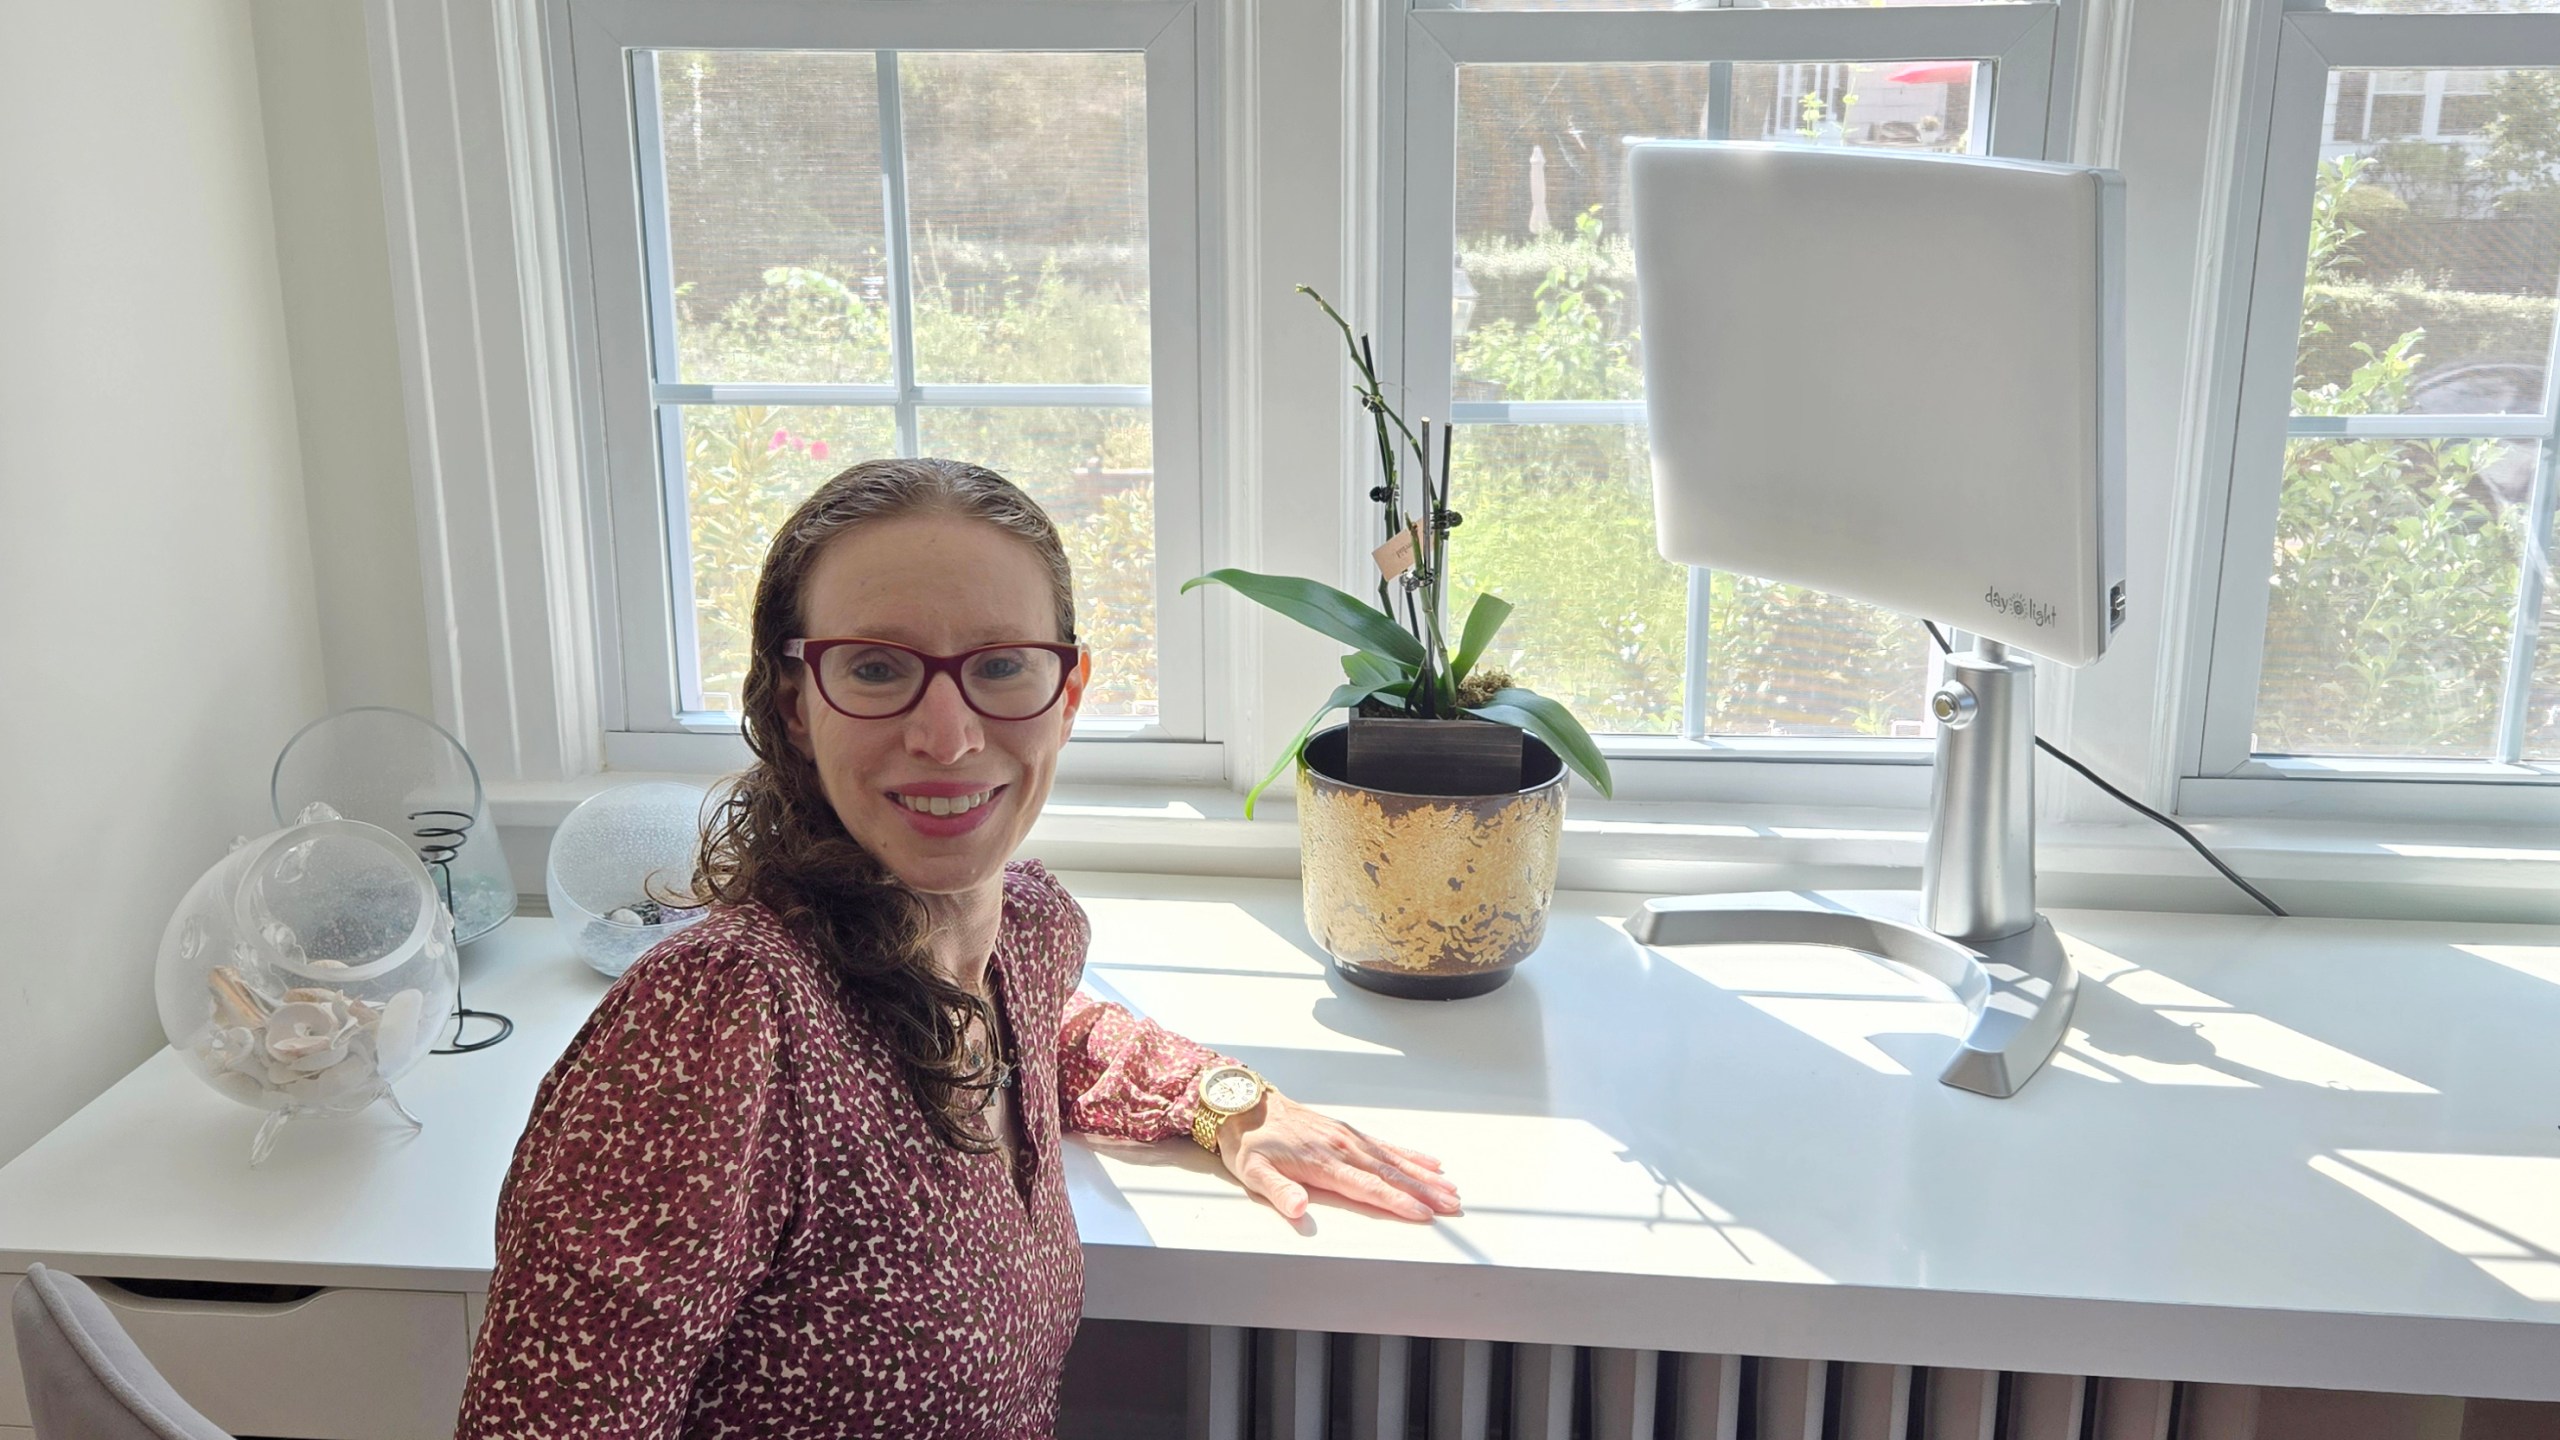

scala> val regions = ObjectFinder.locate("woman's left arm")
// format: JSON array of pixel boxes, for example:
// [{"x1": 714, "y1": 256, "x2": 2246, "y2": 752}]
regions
[
  {"x1": 1056, "y1": 989, "x2": 1458, "y2": 1222},
  {"x1": 1029, "y1": 866, "x2": 1460, "y2": 1221}
]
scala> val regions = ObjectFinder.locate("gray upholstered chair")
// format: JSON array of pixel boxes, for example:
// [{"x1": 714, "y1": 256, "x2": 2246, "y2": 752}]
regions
[{"x1": 12, "y1": 1264, "x2": 231, "y2": 1440}]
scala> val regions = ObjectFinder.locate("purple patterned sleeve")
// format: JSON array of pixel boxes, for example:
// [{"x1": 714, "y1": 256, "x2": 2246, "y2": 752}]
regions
[
  {"x1": 1027, "y1": 870, "x2": 1229, "y2": 1142},
  {"x1": 1058, "y1": 988, "x2": 1227, "y2": 1142},
  {"x1": 457, "y1": 935, "x2": 795, "y2": 1440}
]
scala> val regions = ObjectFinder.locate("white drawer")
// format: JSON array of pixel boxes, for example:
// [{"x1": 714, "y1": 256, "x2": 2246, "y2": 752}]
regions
[
  {"x1": 0, "y1": 1271, "x2": 467, "y2": 1440},
  {"x1": 0, "y1": 1275, "x2": 22, "y2": 1430}
]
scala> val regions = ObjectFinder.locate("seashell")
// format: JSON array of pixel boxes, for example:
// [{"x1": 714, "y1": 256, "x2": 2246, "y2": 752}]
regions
[
  {"x1": 260, "y1": 921, "x2": 305, "y2": 963},
  {"x1": 375, "y1": 989, "x2": 425, "y2": 1064},
  {"x1": 206, "y1": 967, "x2": 271, "y2": 1027},
  {"x1": 263, "y1": 1000, "x2": 357, "y2": 1072}
]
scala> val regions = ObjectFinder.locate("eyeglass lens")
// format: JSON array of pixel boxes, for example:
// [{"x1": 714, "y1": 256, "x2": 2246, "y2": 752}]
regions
[{"x1": 815, "y1": 644, "x2": 1065, "y2": 719}]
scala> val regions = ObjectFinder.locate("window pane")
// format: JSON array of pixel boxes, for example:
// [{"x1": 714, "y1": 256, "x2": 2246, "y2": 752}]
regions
[
  {"x1": 2255, "y1": 436, "x2": 2531, "y2": 757},
  {"x1": 902, "y1": 53, "x2": 1150, "y2": 385},
  {"x1": 1729, "y1": 63, "x2": 1982, "y2": 150},
  {"x1": 2298, "y1": 69, "x2": 2560, "y2": 416},
  {"x1": 654, "y1": 53, "x2": 892, "y2": 386},
  {"x1": 1705, "y1": 578, "x2": 1935, "y2": 737},
  {"x1": 1454, "y1": 65, "x2": 1688, "y2": 404},
  {"x1": 2527, "y1": 506, "x2": 2560, "y2": 759},
  {"x1": 1446, "y1": 425, "x2": 1689, "y2": 734},
  {"x1": 1453, "y1": 63, "x2": 1982, "y2": 406},
  {"x1": 680, "y1": 406, "x2": 900, "y2": 715},
  {"x1": 915, "y1": 407, "x2": 1157, "y2": 719}
]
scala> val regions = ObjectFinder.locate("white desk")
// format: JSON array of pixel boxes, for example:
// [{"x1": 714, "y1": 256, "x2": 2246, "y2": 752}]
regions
[{"x1": 3, "y1": 874, "x2": 2557, "y2": 1438}]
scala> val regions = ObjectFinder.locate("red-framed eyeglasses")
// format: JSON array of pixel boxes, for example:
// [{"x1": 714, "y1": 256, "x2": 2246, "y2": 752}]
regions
[{"x1": 783, "y1": 637, "x2": 1083, "y2": 721}]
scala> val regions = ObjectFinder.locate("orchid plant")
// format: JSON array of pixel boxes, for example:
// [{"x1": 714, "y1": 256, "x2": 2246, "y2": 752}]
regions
[{"x1": 1184, "y1": 287, "x2": 1613, "y2": 815}]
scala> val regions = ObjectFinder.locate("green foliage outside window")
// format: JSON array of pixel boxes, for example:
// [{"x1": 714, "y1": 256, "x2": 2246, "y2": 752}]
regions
[{"x1": 2258, "y1": 154, "x2": 2527, "y2": 755}]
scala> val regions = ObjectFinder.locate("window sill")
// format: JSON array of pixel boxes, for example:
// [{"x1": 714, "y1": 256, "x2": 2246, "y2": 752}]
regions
[{"x1": 487, "y1": 775, "x2": 2560, "y2": 925}]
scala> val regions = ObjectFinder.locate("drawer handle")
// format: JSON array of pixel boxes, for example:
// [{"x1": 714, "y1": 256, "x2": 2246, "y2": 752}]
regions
[{"x1": 93, "y1": 1277, "x2": 324, "y2": 1308}]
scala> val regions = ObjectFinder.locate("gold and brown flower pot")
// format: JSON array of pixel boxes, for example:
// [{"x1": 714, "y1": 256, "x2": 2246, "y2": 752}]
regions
[{"x1": 1294, "y1": 724, "x2": 1568, "y2": 999}]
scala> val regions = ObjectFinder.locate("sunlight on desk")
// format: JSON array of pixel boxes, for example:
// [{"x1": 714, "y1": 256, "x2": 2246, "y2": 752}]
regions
[
  {"x1": 1083, "y1": 1108, "x2": 1831, "y2": 1284},
  {"x1": 1626, "y1": 934, "x2": 1973, "y2": 1077},
  {"x1": 1084, "y1": 967, "x2": 1405, "y2": 1057},
  {"x1": 2313, "y1": 1152, "x2": 2560, "y2": 1303},
  {"x1": 1081, "y1": 897, "x2": 1328, "y2": 977},
  {"x1": 2065, "y1": 940, "x2": 2432, "y2": 1093},
  {"x1": 1079, "y1": 896, "x2": 1405, "y2": 1055},
  {"x1": 2459, "y1": 943, "x2": 2560, "y2": 988}
]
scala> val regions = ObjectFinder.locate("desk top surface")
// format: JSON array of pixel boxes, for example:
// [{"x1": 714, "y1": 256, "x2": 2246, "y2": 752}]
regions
[{"x1": 3, "y1": 875, "x2": 2556, "y2": 1397}]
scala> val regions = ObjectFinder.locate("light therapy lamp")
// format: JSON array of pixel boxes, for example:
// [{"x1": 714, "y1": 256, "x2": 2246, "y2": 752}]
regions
[{"x1": 1627, "y1": 143, "x2": 2125, "y2": 1098}]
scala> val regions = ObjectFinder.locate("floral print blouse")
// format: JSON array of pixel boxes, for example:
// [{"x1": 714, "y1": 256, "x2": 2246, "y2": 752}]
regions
[{"x1": 455, "y1": 861, "x2": 1226, "y2": 1439}]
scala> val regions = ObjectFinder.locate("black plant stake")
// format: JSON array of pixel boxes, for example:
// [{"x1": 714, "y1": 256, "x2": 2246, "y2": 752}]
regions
[{"x1": 1298, "y1": 286, "x2": 1457, "y2": 720}]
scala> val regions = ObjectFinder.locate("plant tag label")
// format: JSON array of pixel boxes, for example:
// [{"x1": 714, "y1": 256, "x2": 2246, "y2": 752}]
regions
[{"x1": 1372, "y1": 523, "x2": 1419, "y2": 580}]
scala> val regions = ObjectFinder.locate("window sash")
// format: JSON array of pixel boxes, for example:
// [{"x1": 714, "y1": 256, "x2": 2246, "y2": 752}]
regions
[
  {"x1": 561, "y1": 0, "x2": 1212, "y2": 744},
  {"x1": 1388, "y1": 1, "x2": 2073, "y2": 747},
  {"x1": 2197, "y1": 11, "x2": 2560, "y2": 781}
]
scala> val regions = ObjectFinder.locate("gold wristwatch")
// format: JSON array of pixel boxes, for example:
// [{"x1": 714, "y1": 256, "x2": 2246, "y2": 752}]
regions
[{"x1": 1189, "y1": 1063, "x2": 1268, "y2": 1152}]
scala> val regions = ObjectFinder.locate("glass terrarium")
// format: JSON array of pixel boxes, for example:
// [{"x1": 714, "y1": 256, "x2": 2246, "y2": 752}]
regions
[
  {"x1": 271, "y1": 707, "x2": 515, "y2": 943},
  {"x1": 156, "y1": 814, "x2": 459, "y2": 1164},
  {"x1": 547, "y1": 782, "x2": 710, "y2": 978}
]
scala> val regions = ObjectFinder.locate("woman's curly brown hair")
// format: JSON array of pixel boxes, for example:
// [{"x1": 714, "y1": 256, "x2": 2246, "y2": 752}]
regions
[{"x1": 692, "y1": 456, "x2": 1079, "y2": 1154}]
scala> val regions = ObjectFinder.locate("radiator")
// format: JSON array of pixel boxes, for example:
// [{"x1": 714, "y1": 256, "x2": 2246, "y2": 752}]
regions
[{"x1": 1180, "y1": 1329, "x2": 2209, "y2": 1440}]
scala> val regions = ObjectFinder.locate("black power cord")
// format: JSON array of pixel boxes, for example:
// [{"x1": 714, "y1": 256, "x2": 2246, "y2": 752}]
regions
[{"x1": 1919, "y1": 621, "x2": 2287, "y2": 919}]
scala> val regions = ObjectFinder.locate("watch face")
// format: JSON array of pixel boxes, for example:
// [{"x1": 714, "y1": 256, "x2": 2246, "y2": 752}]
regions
[{"x1": 1203, "y1": 1067, "x2": 1261, "y2": 1113}]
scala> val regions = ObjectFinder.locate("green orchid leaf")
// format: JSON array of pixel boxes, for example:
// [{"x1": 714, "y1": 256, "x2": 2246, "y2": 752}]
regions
[
  {"x1": 1341, "y1": 650, "x2": 1412, "y2": 690},
  {"x1": 1183, "y1": 569, "x2": 1425, "y2": 667},
  {"x1": 1466, "y1": 687, "x2": 1614, "y2": 798},
  {"x1": 1245, "y1": 681, "x2": 1380, "y2": 819},
  {"x1": 1450, "y1": 592, "x2": 1513, "y2": 688}
]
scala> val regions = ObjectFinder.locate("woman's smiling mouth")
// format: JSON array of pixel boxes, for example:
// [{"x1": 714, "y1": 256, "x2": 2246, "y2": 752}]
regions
[
  {"x1": 884, "y1": 783, "x2": 1008, "y2": 836},
  {"x1": 892, "y1": 787, "x2": 999, "y2": 817}
]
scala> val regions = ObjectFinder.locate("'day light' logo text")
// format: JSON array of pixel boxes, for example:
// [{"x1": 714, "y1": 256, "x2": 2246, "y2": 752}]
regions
[{"x1": 1983, "y1": 585, "x2": 2058, "y2": 629}]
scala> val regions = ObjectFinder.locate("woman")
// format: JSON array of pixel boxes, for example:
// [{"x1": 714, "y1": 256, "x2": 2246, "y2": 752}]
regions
[{"x1": 457, "y1": 458, "x2": 1458, "y2": 1438}]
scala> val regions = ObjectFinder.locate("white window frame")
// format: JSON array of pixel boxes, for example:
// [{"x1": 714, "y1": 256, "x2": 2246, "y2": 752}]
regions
[
  {"x1": 1380, "y1": 0, "x2": 2079, "y2": 790},
  {"x1": 553, "y1": 0, "x2": 1225, "y2": 782},
  {"x1": 2187, "y1": 5, "x2": 2560, "y2": 823}
]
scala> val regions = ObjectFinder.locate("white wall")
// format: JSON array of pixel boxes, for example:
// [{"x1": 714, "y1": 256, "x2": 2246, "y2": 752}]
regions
[
  {"x1": 0, "y1": 2, "x2": 329, "y2": 1164},
  {"x1": 252, "y1": 0, "x2": 433, "y2": 716}
]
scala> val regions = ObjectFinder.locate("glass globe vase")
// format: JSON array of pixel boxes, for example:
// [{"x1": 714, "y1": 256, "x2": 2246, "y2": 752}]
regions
[
  {"x1": 546, "y1": 782, "x2": 710, "y2": 979},
  {"x1": 271, "y1": 707, "x2": 515, "y2": 944},
  {"x1": 156, "y1": 815, "x2": 459, "y2": 1164}
]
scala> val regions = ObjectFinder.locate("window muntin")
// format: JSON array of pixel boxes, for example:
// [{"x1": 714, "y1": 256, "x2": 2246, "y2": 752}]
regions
[
  {"x1": 1438, "y1": 55, "x2": 1989, "y2": 741},
  {"x1": 637, "y1": 49, "x2": 1159, "y2": 722},
  {"x1": 2249, "y1": 64, "x2": 2560, "y2": 762}
]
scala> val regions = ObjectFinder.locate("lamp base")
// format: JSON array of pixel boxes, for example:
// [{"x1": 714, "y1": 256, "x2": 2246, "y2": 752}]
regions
[{"x1": 1627, "y1": 889, "x2": 2077, "y2": 1098}]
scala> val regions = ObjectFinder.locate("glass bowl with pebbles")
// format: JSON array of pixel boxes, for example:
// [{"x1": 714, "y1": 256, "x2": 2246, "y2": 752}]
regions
[{"x1": 547, "y1": 781, "x2": 712, "y2": 978}]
